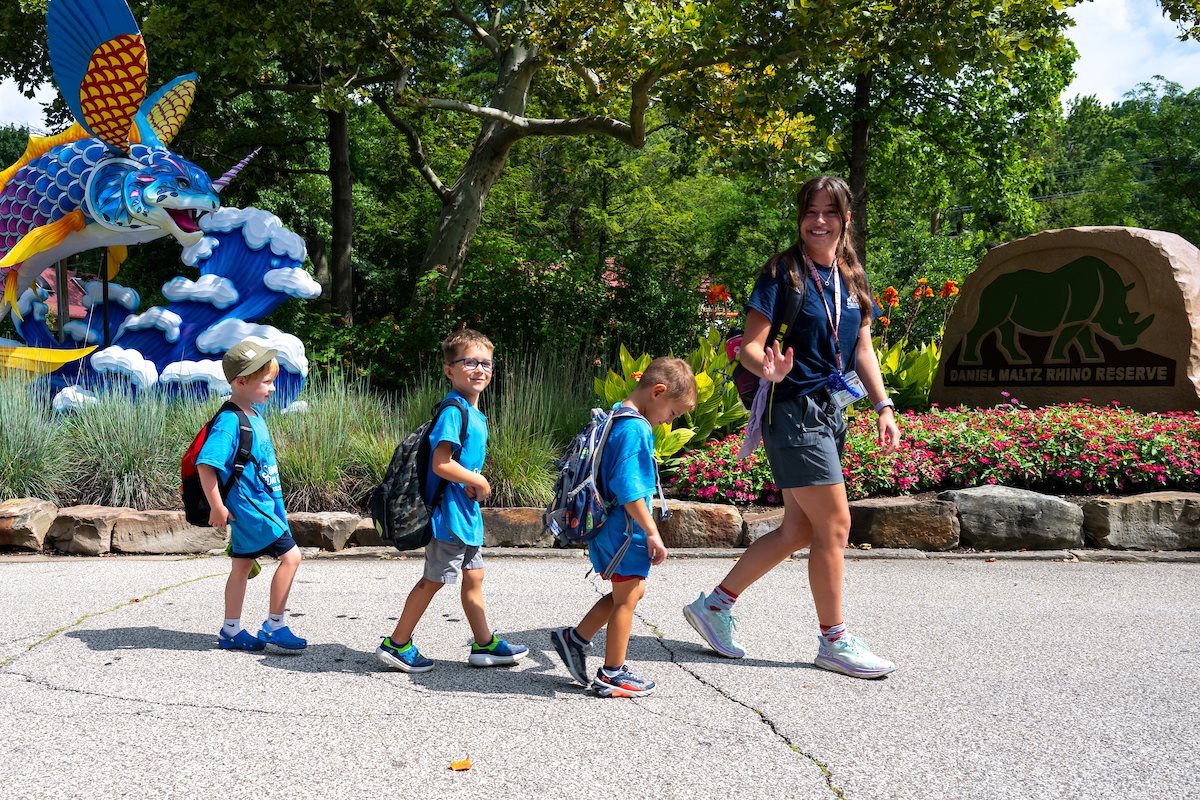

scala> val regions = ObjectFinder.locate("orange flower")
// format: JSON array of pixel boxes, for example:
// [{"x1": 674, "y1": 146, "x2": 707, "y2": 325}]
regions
[
  {"x1": 882, "y1": 286, "x2": 899, "y2": 307},
  {"x1": 939, "y1": 280, "x2": 959, "y2": 297},
  {"x1": 706, "y1": 284, "x2": 731, "y2": 305},
  {"x1": 630, "y1": 371, "x2": 643, "y2": 381},
  {"x1": 879, "y1": 316, "x2": 891, "y2": 328},
  {"x1": 912, "y1": 287, "x2": 924, "y2": 299},
  {"x1": 917, "y1": 277, "x2": 928, "y2": 284},
  {"x1": 925, "y1": 287, "x2": 934, "y2": 297}
]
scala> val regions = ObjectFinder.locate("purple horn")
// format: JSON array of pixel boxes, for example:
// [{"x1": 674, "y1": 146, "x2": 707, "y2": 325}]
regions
[{"x1": 213, "y1": 148, "x2": 262, "y2": 193}]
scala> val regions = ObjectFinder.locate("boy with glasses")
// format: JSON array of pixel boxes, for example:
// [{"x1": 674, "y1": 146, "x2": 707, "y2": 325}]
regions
[{"x1": 377, "y1": 329, "x2": 528, "y2": 672}]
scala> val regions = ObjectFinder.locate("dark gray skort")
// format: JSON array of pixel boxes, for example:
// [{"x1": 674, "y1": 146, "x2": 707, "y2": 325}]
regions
[{"x1": 762, "y1": 390, "x2": 847, "y2": 488}]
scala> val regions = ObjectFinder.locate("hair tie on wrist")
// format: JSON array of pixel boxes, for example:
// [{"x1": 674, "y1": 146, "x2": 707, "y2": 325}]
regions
[{"x1": 874, "y1": 398, "x2": 895, "y2": 414}]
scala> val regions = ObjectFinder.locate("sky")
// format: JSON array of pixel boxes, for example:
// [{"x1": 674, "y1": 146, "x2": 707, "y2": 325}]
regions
[{"x1": 0, "y1": 0, "x2": 1197, "y2": 132}]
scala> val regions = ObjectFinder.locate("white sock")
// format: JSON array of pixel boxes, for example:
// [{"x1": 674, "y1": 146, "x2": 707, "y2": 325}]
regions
[
  {"x1": 222, "y1": 619, "x2": 242, "y2": 636},
  {"x1": 266, "y1": 613, "x2": 286, "y2": 631}
]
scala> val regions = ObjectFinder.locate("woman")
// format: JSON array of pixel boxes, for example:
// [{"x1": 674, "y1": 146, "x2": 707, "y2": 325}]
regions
[{"x1": 683, "y1": 175, "x2": 901, "y2": 678}]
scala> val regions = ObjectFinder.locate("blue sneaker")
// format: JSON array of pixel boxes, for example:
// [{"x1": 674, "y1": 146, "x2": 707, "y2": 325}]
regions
[
  {"x1": 683, "y1": 592, "x2": 746, "y2": 658},
  {"x1": 376, "y1": 637, "x2": 434, "y2": 673},
  {"x1": 592, "y1": 665, "x2": 656, "y2": 698},
  {"x1": 257, "y1": 623, "x2": 307, "y2": 650},
  {"x1": 218, "y1": 628, "x2": 265, "y2": 651},
  {"x1": 468, "y1": 633, "x2": 528, "y2": 667},
  {"x1": 551, "y1": 627, "x2": 591, "y2": 686},
  {"x1": 814, "y1": 634, "x2": 896, "y2": 679}
]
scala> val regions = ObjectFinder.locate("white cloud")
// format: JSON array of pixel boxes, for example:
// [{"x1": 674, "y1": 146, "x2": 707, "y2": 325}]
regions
[
  {"x1": 116, "y1": 307, "x2": 183, "y2": 343},
  {"x1": 1066, "y1": 0, "x2": 1200, "y2": 103},
  {"x1": 90, "y1": 345, "x2": 159, "y2": 389},
  {"x1": 81, "y1": 281, "x2": 140, "y2": 311},
  {"x1": 0, "y1": 81, "x2": 55, "y2": 131},
  {"x1": 162, "y1": 274, "x2": 239, "y2": 308},
  {"x1": 195, "y1": 319, "x2": 309, "y2": 376},
  {"x1": 199, "y1": 207, "x2": 307, "y2": 262},
  {"x1": 160, "y1": 359, "x2": 230, "y2": 395},
  {"x1": 52, "y1": 386, "x2": 99, "y2": 413},
  {"x1": 264, "y1": 267, "x2": 322, "y2": 299}
]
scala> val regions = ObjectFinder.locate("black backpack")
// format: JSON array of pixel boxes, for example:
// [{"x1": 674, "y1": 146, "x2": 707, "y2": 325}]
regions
[
  {"x1": 369, "y1": 398, "x2": 470, "y2": 551},
  {"x1": 181, "y1": 402, "x2": 253, "y2": 527},
  {"x1": 726, "y1": 248, "x2": 807, "y2": 408}
]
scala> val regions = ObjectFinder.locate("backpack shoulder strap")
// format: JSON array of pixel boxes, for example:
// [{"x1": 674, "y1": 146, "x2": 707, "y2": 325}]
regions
[
  {"x1": 767, "y1": 247, "x2": 806, "y2": 350},
  {"x1": 592, "y1": 407, "x2": 668, "y2": 520},
  {"x1": 213, "y1": 402, "x2": 254, "y2": 500},
  {"x1": 427, "y1": 397, "x2": 472, "y2": 509}
]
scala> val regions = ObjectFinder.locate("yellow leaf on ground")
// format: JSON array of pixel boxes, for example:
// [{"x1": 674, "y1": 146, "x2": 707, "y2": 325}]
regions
[{"x1": 449, "y1": 757, "x2": 472, "y2": 771}]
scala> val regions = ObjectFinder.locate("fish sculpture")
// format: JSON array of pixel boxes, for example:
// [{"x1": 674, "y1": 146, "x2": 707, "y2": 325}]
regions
[{"x1": 0, "y1": 0, "x2": 251, "y2": 327}]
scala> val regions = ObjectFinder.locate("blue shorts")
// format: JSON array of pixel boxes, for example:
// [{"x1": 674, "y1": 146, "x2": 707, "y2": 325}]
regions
[
  {"x1": 588, "y1": 526, "x2": 650, "y2": 580},
  {"x1": 231, "y1": 534, "x2": 297, "y2": 560}
]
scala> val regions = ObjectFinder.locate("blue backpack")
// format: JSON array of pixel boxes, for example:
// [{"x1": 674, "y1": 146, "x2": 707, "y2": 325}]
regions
[{"x1": 544, "y1": 406, "x2": 668, "y2": 546}]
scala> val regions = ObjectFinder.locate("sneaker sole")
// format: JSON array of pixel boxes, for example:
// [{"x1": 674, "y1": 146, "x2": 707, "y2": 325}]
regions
[
  {"x1": 683, "y1": 604, "x2": 745, "y2": 659},
  {"x1": 550, "y1": 631, "x2": 590, "y2": 686},
  {"x1": 218, "y1": 642, "x2": 265, "y2": 652},
  {"x1": 592, "y1": 680, "x2": 655, "y2": 698},
  {"x1": 813, "y1": 655, "x2": 895, "y2": 679},
  {"x1": 375, "y1": 647, "x2": 434, "y2": 673},
  {"x1": 260, "y1": 640, "x2": 307, "y2": 651},
  {"x1": 467, "y1": 650, "x2": 528, "y2": 667}
]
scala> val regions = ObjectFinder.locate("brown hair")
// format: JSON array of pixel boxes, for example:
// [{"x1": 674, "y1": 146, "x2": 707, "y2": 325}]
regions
[
  {"x1": 441, "y1": 328, "x2": 494, "y2": 363},
  {"x1": 761, "y1": 175, "x2": 872, "y2": 315},
  {"x1": 639, "y1": 357, "x2": 698, "y2": 410},
  {"x1": 241, "y1": 359, "x2": 279, "y2": 382}
]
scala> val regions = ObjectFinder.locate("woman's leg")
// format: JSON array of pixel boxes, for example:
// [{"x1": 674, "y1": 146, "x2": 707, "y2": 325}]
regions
[
  {"x1": 718, "y1": 488, "x2": 814, "y2": 595},
  {"x1": 787, "y1": 482, "x2": 851, "y2": 627}
]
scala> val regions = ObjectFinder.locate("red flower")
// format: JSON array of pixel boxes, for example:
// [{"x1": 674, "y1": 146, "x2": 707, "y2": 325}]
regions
[
  {"x1": 706, "y1": 284, "x2": 732, "y2": 304},
  {"x1": 882, "y1": 286, "x2": 900, "y2": 307},
  {"x1": 939, "y1": 280, "x2": 959, "y2": 297},
  {"x1": 878, "y1": 316, "x2": 891, "y2": 328}
]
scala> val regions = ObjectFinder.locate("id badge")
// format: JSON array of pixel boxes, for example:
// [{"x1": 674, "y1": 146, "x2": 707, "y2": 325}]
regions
[{"x1": 827, "y1": 370, "x2": 868, "y2": 410}]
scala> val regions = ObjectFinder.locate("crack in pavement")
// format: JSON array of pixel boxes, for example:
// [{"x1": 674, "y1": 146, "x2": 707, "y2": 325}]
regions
[
  {"x1": 0, "y1": 572, "x2": 225, "y2": 669},
  {"x1": 633, "y1": 604, "x2": 849, "y2": 800}
]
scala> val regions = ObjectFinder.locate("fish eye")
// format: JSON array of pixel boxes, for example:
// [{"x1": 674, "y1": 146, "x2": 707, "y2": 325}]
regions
[{"x1": 177, "y1": 177, "x2": 191, "y2": 189}]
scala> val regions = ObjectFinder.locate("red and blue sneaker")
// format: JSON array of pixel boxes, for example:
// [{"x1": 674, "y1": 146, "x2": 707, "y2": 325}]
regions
[{"x1": 591, "y1": 665, "x2": 656, "y2": 698}]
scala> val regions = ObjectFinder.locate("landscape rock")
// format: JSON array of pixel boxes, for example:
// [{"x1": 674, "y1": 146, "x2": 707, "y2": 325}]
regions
[
  {"x1": 350, "y1": 516, "x2": 385, "y2": 548},
  {"x1": 653, "y1": 500, "x2": 743, "y2": 548},
  {"x1": 483, "y1": 507, "x2": 552, "y2": 547},
  {"x1": 0, "y1": 499, "x2": 58, "y2": 551},
  {"x1": 287, "y1": 512, "x2": 360, "y2": 551},
  {"x1": 939, "y1": 486, "x2": 1083, "y2": 549},
  {"x1": 46, "y1": 505, "x2": 134, "y2": 555},
  {"x1": 742, "y1": 507, "x2": 785, "y2": 545},
  {"x1": 850, "y1": 497, "x2": 960, "y2": 551},
  {"x1": 1082, "y1": 492, "x2": 1200, "y2": 550},
  {"x1": 111, "y1": 511, "x2": 227, "y2": 554}
]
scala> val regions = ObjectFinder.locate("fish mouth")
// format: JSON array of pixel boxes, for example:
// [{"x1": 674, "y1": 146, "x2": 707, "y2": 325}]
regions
[{"x1": 166, "y1": 208, "x2": 203, "y2": 234}]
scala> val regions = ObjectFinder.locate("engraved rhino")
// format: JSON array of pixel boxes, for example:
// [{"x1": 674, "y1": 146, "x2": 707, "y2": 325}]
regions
[{"x1": 961, "y1": 256, "x2": 1154, "y2": 365}]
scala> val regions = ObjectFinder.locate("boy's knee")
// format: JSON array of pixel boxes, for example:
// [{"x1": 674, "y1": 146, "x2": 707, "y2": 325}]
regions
[{"x1": 415, "y1": 577, "x2": 444, "y2": 592}]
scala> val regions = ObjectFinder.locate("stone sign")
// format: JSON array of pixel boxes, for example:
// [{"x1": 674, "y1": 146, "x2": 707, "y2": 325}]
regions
[{"x1": 931, "y1": 227, "x2": 1200, "y2": 411}]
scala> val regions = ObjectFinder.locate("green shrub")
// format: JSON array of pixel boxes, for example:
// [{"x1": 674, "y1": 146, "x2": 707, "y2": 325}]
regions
[{"x1": 0, "y1": 376, "x2": 69, "y2": 502}]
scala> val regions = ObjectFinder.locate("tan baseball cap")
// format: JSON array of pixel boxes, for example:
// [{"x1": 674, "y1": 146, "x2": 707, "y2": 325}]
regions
[{"x1": 222, "y1": 339, "x2": 279, "y2": 382}]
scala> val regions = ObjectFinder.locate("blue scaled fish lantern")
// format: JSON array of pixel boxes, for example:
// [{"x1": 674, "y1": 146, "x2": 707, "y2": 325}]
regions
[{"x1": 0, "y1": 0, "x2": 320, "y2": 409}]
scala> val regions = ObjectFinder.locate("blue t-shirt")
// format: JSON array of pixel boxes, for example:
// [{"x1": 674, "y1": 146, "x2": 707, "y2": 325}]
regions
[
  {"x1": 424, "y1": 391, "x2": 488, "y2": 547},
  {"x1": 587, "y1": 411, "x2": 658, "y2": 579},
  {"x1": 746, "y1": 257, "x2": 879, "y2": 400},
  {"x1": 196, "y1": 408, "x2": 288, "y2": 554}
]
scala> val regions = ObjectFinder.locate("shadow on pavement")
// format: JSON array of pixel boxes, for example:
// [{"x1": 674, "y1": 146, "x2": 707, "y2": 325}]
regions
[{"x1": 68, "y1": 626, "x2": 218, "y2": 652}]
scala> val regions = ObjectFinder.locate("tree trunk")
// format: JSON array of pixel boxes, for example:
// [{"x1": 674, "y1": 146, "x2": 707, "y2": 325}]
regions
[
  {"x1": 421, "y1": 46, "x2": 538, "y2": 288},
  {"x1": 848, "y1": 67, "x2": 873, "y2": 264},
  {"x1": 327, "y1": 109, "x2": 354, "y2": 322}
]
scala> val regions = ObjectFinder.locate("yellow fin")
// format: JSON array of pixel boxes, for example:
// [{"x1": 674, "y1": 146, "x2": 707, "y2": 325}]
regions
[
  {"x1": 107, "y1": 245, "x2": 128, "y2": 279},
  {"x1": 0, "y1": 123, "x2": 90, "y2": 195},
  {"x1": 0, "y1": 345, "x2": 97, "y2": 376},
  {"x1": 0, "y1": 210, "x2": 87, "y2": 269},
  {"x1": 2, "y1": 271, "x2": 21, "y2": 321}
]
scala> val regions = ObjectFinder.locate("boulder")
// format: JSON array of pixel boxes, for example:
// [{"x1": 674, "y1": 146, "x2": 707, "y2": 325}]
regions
[
  {"x1": 483, "y1": 507, "x2": 552, "y2": 547},
  {"x1": 742, "y1": 507, "x2": 785, "y2": 545},
  {"x1": 350, "y1": 516, "x2": 385, "y2": 548},
  {"x1": 850, "y1": 497, "x2": 960, "y2": 551},
  {"x1": 111, "y1": 511, "x2": 227, "y2": 554},
  {"x1": 653, "y1": 499, "x2": 743, "y2": 548},
  {"x1": 939, "y1": 486, "x2": 1083, "y2": 550},
  {"x1": 46, "y1": 505, "x2": 133, "y2": 555},
  {"x1": 0, "y1": 499, "x2": 58, "y2": 551},
  {"x1": 1082, "y1": 492, "x2": 1200, "y2": 550},
  {"x1": 287, "y1": 512, "x2": 359, "y2": 551}
]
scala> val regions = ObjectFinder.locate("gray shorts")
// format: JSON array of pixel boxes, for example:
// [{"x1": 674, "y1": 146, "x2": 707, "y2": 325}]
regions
[
  {"x1": 423, "y1": 536, "x2": 484, "y2": 584},
  {"x1": 762, "y1": 390, "x2": 847, "y2": 489}
]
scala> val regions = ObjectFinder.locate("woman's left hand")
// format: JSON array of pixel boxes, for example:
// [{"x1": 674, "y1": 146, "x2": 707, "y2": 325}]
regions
[{"x1": 877, "y1": 407, "x2": 900, "y2": 455}]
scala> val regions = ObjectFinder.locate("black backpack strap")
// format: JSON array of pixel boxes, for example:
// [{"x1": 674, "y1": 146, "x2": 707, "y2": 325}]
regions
[
  {"x1": 428, "y1": 398, "x2": 471, "y2": 510},
  {"x1": 214, "y1": 401, "x2": 254, "y2": 502},
  {"x1": 767, "y1": 247, "x2": 806, "y2": 352}
]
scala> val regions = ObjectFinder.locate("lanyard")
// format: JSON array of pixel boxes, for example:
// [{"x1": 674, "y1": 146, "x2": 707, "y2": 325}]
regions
[{"x1": 804, "y1": 251, "x2": 843, "y2": 373}]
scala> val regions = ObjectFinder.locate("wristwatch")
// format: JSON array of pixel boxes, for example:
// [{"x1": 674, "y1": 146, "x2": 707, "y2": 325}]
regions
[{"x1": 874, "y1": 398, "x2": 895, "y2": 414}]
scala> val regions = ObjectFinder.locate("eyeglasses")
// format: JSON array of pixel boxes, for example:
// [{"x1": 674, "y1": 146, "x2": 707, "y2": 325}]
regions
[{"x1": 450, "y1": 357, "x2": 495, "y2": 372}]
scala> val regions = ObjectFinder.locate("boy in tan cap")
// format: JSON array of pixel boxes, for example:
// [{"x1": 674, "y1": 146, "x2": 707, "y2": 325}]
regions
[{"x1": 197, "y1": 339, "x2": 307, "y2": 651}]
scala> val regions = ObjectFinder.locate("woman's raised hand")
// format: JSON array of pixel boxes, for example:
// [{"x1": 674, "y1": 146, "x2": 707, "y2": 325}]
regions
[{"x1": 761, "y1": 343, "x2": 794, "y2": 383}]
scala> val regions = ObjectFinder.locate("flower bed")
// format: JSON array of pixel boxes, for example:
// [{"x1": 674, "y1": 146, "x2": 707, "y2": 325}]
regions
[{"x1": 672, "y1": 402, "x2": 1200, "y2": 503}]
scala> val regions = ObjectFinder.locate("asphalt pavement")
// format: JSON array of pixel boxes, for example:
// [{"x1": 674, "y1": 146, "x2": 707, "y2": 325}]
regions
[{"x1": 1, "y1": 551, "x2": 1197, "y2": 799}]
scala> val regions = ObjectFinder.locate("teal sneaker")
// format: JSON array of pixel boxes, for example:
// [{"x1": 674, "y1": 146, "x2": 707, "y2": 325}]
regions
[
  {"x1": 468, "y1": 633, "x2": 528, "y2": 667},
  {"x1": 814, "y1": 634, "x2": 896, "y2": 679},
  {"x1": 376, "y1": 637, "x2": 434, "y2": 673},
  {"x1": 683, "y1": 592, "x2": 745, "y2": 658}
]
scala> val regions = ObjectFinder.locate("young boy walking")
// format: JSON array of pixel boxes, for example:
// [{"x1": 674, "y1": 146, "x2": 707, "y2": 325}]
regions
[
  {"x1": 376, "y1": 329, "x2": 528, "y2": 673},
  {"x1": 551, "y1": 357, "x2": 698, "y2": 697},
  {"x1": 198, "y1": 339, "x2": 306, "y2": 652}
]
